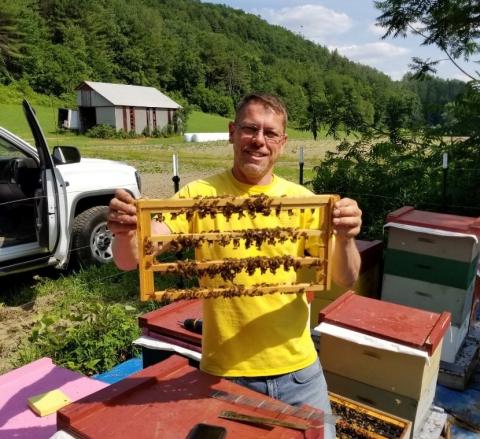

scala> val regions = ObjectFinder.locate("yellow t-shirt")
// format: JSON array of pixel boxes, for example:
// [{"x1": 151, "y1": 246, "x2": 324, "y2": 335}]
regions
[{"x1": 164, "y1": 170, "x2": 323, "y2": 377}]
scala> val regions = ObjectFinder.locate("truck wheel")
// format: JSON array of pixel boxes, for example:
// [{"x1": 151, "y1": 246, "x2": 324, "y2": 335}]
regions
[{"x1": 72, "y1": 206, "x2": 113, "y2": 267}]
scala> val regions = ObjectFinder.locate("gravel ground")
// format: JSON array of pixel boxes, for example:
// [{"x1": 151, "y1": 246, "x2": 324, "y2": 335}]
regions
[{"x1": 140, "y1": 169, "x2": 225, "y2": 198}]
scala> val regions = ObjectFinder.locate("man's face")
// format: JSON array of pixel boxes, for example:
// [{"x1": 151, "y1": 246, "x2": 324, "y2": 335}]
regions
[{"x1": 229, "y1": 102, "x2": 287, "y2": 185}]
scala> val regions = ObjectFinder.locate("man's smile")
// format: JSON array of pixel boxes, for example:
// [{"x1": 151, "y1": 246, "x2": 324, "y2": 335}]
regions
[{"x1": 243, "y1": 149, "x2": 268, "y2": 158}]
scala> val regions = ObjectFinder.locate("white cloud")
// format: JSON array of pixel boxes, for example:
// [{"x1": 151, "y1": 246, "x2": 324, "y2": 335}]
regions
[
  {"x1": 331, "y1": 42, "x2": 411, "y2": 80},
  {"x1": 368, "y1": 22, "x2": 385, "y2": 36},
  {"x1": 253, "y1": 4, "x2": 352, "y2": 42},
  {"x1": 334, "y1": 42, "x2": 409, "y2": 64}
]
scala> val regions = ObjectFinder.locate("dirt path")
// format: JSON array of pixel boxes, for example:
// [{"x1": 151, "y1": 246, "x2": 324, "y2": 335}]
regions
[{"x1": 0, "y1": 283, "x2": 63, "y2": 374}]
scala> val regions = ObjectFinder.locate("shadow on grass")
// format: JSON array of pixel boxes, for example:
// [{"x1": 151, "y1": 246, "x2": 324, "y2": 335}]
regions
[{"x1": 0, "y1": 267, "x2": 62, "y2": 306}]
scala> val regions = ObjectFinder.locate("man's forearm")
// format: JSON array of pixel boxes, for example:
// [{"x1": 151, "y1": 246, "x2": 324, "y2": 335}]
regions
[
  {"x1": 331, "y1": 236, "x2": 361, "y2": 288},
  {"x1": 112, "y1": 220, "x2": 172, "y2": 271},
  {"x1": 112, "y1": 230, "x2": 139, "y2": 271}
]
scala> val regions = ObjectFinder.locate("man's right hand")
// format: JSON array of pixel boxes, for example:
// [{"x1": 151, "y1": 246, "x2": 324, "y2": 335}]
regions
[
  {"x1": 107, "y1": 189, "x2": 138, "y2": 235},
  {"x1": 108, "y1": 189, "x2": 140, "y2": 270}
]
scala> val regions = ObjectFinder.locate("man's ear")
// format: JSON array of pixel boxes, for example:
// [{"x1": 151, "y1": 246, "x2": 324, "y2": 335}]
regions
[{"x1": 228, "y1": 122, "x2": 236, "y2": 143}]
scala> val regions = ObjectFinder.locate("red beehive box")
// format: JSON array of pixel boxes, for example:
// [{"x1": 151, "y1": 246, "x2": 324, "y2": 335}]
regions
[
  {"x1": 139, "y1": 299, "x2": 202, "y2": 367},
  {"x1": 308, "y1": 240, "x2": 383, "y2": 326},
  {"x1": 316, "y1": 291, "x2": 450, "y2": 435},
  {"x1": 57, "y1": 355, "x2": 323, "y2": 439},
  {"x1": 140, "y1": 299, "x2": 202, "y2": 348},
  {"x1": 386, "y1": 206, "x2": 480, "y2": 234}
]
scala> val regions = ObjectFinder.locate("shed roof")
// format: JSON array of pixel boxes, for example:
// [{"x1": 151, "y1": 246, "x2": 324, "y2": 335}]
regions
[{"x1": 78, "y1": 81, "x2": 182, "y2": 109}]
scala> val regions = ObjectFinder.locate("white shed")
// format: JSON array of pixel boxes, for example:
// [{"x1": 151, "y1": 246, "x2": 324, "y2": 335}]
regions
[{"x1": 75, "y1": 81, "x2": 182, "y2": 134}]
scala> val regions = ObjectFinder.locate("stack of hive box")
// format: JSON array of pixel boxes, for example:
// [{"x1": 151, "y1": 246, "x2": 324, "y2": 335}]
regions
[
  {"x1": 314, "y1": 291, "x2": 450, "y2": 436},
  {"x1": 381, "y1": 206, "x2": 480, "y2": 363}
]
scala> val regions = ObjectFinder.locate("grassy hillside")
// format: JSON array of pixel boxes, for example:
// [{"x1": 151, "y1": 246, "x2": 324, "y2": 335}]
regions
[{"x1": 0, "y1": 103, "x2": 60, "y2": 139}]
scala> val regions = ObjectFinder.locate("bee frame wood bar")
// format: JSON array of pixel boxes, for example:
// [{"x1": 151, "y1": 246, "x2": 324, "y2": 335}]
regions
[{"x1": 136, "y1": 195, "x2": 338, "y2": 301}]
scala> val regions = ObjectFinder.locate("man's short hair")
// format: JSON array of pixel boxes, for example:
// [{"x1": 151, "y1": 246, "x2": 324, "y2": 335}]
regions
[{"x1": 235, "y1": 94, "x2": 288, "y2": 130}]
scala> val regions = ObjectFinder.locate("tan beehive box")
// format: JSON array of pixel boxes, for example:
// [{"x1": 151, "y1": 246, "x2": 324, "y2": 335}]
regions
[{"x1": 314, "y1": 292, "x2": 450, "y2": 435}]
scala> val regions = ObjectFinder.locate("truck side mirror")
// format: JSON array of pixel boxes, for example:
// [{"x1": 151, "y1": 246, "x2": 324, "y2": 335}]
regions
[{"x1": 52, "y1": 146, "x2": 81, "y2": 165}]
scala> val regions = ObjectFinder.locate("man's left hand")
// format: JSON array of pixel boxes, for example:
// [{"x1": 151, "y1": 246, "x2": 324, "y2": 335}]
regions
[{"x1": 332, "y1": 198, "x2": 362, "y2": 239}]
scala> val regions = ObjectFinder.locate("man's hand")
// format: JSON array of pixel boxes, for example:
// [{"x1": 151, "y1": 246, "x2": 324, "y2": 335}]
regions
[
  {"x1": 331, "y1": 197, "x2": 362, "y2": 288},
  {"x1": 107, "y1": 189, "x2": 138, "y2": 235},
  {"x1": 332, "y1": 198, "x2": 362, "y2": 240}
]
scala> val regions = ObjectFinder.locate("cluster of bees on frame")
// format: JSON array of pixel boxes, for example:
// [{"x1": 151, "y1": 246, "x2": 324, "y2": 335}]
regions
[
  {"x1": 159, "y1": 283, "x2": 307, "y2": 301},
  {"x1": 153, "y1": 194, "x2": 316, "y2": 223},
  {"x1": 332, "y1": 401, "x2": 404, "y2": 439},
  {"x1": 170, "y1": 255, "x2": 323, "y2": 282},
  {"x1": 145, "y1": 194, "x2": 324, "y2": 300},
  {"x1": 158, "y1": 227, "x2": 310, "y2": 253}
]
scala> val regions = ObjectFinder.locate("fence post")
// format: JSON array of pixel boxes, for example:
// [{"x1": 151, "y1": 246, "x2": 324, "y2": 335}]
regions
[
  {"x1": 442, "y1": 152, "x2": 448, "y2": 209},
  {"x1": 172, "y1": 153, "x2": 180, "y2": 194},
  {"x1": 299, "y1": 146, "x2": 304, "y2": 186}
]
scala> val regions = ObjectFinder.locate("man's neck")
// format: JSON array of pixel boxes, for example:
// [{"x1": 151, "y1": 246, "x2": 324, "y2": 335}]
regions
[{"x1": 231, "y1": 168, "x2": 274, "y2": 186}]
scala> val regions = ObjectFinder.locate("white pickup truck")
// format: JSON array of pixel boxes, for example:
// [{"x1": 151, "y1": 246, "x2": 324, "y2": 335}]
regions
[{"x1": 0, "y1": 100, "x2": 141, "y2": 276}]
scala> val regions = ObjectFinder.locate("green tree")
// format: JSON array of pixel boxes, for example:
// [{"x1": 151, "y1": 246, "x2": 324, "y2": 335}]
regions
[
  {"x1": 321, "y1": 74, "x2": 375, "y2": 137},
  {"x1": 375, "y1": 0, "x2": 479, "y2": 138},
  {"x1": 375, "y1": 0, "x2": 479, "y2": 80},
  {"x1": 382, "y1": 90, "x2": 423, "y2": 142},
  {"x1": 451, "y1": 81, "x2": 480, "y2": 138},
  {"x1": 0, "y1": 0, "x2": 27, "y2": 81},
  {"x1": 300, "y1": 75, "x2": 327, "y2": 140},
  {"x1": 402, "y1": 74, "x2": 466, "y2": 126}
]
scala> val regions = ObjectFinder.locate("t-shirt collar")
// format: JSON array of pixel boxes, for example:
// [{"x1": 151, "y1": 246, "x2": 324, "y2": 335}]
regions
[{"x1": 228, "y1": 169, "x2": 276, "y2": 194}]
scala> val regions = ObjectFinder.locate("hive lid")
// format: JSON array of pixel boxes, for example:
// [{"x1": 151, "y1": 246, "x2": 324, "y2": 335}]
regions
[
  {"x1": 57, "y1": 356, "x2": 319, "y2": 439},
  {"x1": 387, "y1": 206, "x2": 480, "y2": 236},
  {"x1": 318, "y1": 292, "x2": 451, "y2": 355},
  {"x1": 138, "y1": 299, "x2": 202, "y2": 346}
]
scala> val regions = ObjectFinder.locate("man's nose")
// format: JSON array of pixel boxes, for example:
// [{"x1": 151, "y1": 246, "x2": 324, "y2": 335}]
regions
[{"x1": 251, "y1": 129, "x2": 266, "y2": 145}]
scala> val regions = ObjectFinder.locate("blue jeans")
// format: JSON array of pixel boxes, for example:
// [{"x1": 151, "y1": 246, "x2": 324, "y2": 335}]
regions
[{"x1": 227, "y1": 359, "x2": 336, "y2": 439}]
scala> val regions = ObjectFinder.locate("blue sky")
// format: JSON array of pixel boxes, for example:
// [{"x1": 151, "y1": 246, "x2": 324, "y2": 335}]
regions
[{"x1": 203, "y1": 0, "x2": 472, "y2": 81}]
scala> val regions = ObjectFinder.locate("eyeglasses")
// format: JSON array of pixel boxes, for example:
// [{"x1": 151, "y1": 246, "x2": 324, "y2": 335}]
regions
[{"x1": 236, "y1": 124, "x2": 285, "y2": 144}]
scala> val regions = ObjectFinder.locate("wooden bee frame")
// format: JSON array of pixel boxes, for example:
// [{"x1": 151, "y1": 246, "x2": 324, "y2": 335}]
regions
[
  {"x1": 329, "y1": 393, "x2": 412, "y2": 439},
  {"x1": 136, "y1": 194, "x2": 339, "y2": 301}
]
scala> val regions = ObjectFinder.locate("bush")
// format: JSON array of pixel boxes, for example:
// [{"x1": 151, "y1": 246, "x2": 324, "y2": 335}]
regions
[
  {"x1": 150, "y1": 123, "x2": 176, "y2": 138},
  {"x1": 312, "y1": 134, "x2": 480, "y2": 240},
  {"x1": 85, "y1": 124, "x2": 118, "y2": 139},
  {"x1": 17, "y1": 302, "x2": 141, "y2": 375},
  {"x1": 12, "y1": 262, "x2": 186, "y2": 375}
]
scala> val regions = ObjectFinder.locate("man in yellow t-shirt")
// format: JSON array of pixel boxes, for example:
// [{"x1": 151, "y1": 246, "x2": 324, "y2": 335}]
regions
[{"x1": 108, "y1": 94, "x2": 362, "y2": 439}]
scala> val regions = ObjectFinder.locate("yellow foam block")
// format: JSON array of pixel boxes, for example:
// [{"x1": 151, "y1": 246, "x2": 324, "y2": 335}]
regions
[{"x1": 28, "y1": 389, "x2": 71, "y2": 416}]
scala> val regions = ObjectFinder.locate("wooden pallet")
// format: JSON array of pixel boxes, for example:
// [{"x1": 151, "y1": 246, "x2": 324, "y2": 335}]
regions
[
  {"x1": 136, "y1": 194, "x2": 339, "y2": 301},
  {"x1": 438, "y1": 325, "x2": 480, "y2": 390}
]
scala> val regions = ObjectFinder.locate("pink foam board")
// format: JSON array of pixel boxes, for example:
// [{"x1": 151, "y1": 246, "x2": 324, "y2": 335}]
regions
[{"x1": 0, "y1": 357, "x2": 108, "y2": 438}]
